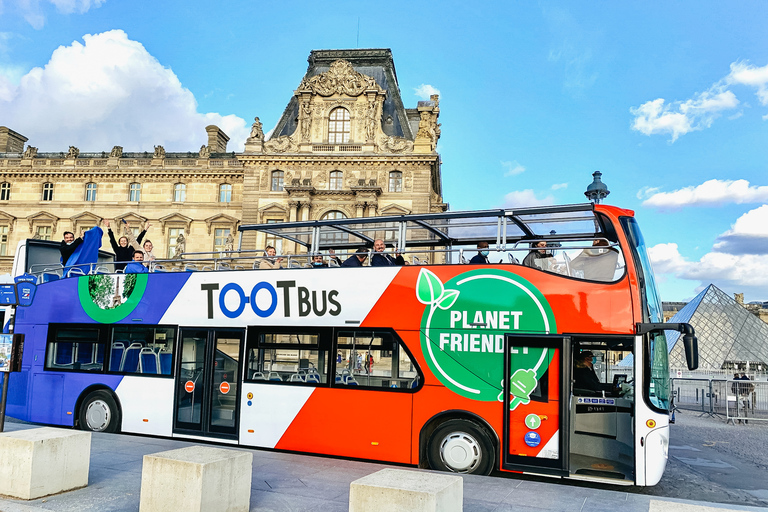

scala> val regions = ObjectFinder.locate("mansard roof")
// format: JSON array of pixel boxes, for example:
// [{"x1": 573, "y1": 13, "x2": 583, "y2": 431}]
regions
[{"x1": 271, "y1": 49, "x2": 414, "y2": 141}]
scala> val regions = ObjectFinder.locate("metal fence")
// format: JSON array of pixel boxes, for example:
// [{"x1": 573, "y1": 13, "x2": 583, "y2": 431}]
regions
[{"x1": 671, "y1": 378, "x2": 768, "y2": 423}]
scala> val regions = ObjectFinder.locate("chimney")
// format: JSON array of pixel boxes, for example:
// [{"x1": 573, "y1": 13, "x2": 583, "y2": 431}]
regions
[
  {"x1": 205, "y1": 125, "x2": 230, "y2": 154},
  {"x1": 0, "y1": 126, "x2": 29, "y2": 153}
]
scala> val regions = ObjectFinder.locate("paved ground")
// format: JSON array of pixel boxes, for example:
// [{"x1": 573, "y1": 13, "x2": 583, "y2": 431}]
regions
[{"x1": 0, "y1": 412, "x2": 766, "y2": 512}]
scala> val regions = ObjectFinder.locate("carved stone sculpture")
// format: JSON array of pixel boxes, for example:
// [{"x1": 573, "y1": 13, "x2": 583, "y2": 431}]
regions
[
  {"x1": 173, "y1": 233, "x2": 186, "y2": 259},
  {"x1": 67, "y1": 146, "x2": 80, "y2": 158},
  {"x1": 264, "y1": 135, "x2": 298, "y2": 153},
  {"x1": 248, "y1": 117, "x2": 264, "y2": 140},
  {"x1": 199, "y1": 145, "x2": 210, "y2": 158},
  {"x1": 300, "y1": 100, "x2": 312, "y2": 141},
  {"x1": 296, "y1": 59, "x2": 383, "y2": 97},
  {"x1": 109, "y1": 146, "x2": 123, "y2": 158},
  {"x1": 23, "y1": 146, "x2": 38, "y2": 158},
  {"x1": 153, "y1": 145, "x2": 166, "y2": 158},
  {"x1": 223, "y1": 233, "x2": 234, "y2": 253},
  {"x1": 378, "y1": 135, "x2": 414, "y2": 154}
]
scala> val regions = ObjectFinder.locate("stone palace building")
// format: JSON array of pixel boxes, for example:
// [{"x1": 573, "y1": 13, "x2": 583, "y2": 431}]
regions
[{"x1": 0, "y1": 48, "x2": 446, "y2": 272}]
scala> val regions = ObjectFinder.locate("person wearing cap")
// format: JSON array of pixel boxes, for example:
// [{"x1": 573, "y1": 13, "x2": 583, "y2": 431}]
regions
[
  {"x1": 342, "y1": 247, "x2": 368, "y2": 267},
  {"x1": 469, "y1": 241, "x2": 491, "y2": 264},
  {"x1": 573, "y1": 351, "x2": 602, "y2": 393}
]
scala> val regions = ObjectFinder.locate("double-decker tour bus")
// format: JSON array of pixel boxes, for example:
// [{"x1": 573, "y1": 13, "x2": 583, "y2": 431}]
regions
[{"x1": 3, "y1": 203, "x2": 697, "y2": 485}]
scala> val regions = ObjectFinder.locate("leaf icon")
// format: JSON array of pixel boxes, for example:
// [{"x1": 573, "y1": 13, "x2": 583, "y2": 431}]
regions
[
  {"x1": 416, "y1": 268, "x2": 444, "y2": 305},
  {"x1": 436, "y1": 289, "x2": 459, "y2": 310}
]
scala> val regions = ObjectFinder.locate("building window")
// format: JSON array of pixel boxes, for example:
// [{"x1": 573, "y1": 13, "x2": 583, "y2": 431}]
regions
[
  {"x1": 271, "y1": 171, "x2": 284, "y2": 192},
  {"x1": 173, "y1": 183, "x2": 186, "y2": 202},
  {"x1": 214, "y1": 228, "x2": 231, "y2": 252},
  {"x1": 329, "y1": 171, "x2": 343, "y2": 191},
  {"x1": 36, "y1": 226, "x2": 52, "y2": 240},
  {"x1": 42, "y1": 183, "x2": 54, "y2": 202},
  {"x1": 389, "y1": 171, "x2": 403, "y2": 192},
  {"x1": 0, "y1": 225, "x2": 8, "y2": 256},
  {"x1": 320, "y1": 210, "x2": 347, "y2": 246},
  {"x1": 328, "y1": 107, "x2": 350, "y2": 144},
  {"x1": 167, "y1": 228, "x2": 184, "y2": 258},
  {"x1": 265, "y1": 219, "x2": 282, "y2": 254},
  {"x1": 85, "y1": 183, "x2": 97, "y2": 202},
  {"x1": 129, "y1": 183, "x2": 141, "y2": 202},
  {"x1": 219, "y1": 184, "x2": 232, "y2": 203},
  {"x1": 0, "y1": 182, "x2": 10, "y2": 201}
]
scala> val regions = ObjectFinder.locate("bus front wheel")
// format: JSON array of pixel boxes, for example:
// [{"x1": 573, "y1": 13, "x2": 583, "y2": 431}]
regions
[
  {"x1": 79, "y1": 390, "x2": 121, "y2": 433},
  {"x1": 427, "y1": 419, "x2": 494, "y2": 475}
]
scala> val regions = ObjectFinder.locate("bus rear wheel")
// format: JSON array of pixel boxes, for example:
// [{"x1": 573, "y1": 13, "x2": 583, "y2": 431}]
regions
[
  {"x1": 427, "y1": 419, "x2": 494, "y2": 475},
  {"x1": 79, "y1": 390, "x2": 120, "y2": 433}
]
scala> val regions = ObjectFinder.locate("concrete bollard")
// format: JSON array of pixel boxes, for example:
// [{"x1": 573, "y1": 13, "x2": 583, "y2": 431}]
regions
[
  {"x1": 349, "y1": 468, "x2": 463, "y2": 512},
  {"x1": 0, "y1": 427, "x2": 91, "y2": 500},
  {"x1": 139, "y1": 445, "x2": 253, "y2": 512}
]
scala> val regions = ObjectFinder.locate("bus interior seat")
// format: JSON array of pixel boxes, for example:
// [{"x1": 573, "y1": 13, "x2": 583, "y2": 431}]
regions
[
  {"x1": 121, "y1": 343, "x2": 144, "y2": 373},
  {"x1": 251, "y1": 371, "x2": 266, "y2": 380},
  {"x1": 66, "y1": 267, "x2": 86, "y2": 277},
  {"x1": 158, "y1": 351, "x2": 172, "y2": 375},
  {"x1": 288, "y1": 374, "x2": 305, "y2": 382},
  {"x1": 305, "y1": 373, "x2": 320, "y2": 383},
  {"x1": 55, "y1": 344, "x2": 74, "y2": 366},
  {"x1": 267, "y1": 371, "x2": 282, "y2": 381},
  {"x1": 508, "y1": 253, "x2": 520, "y2": 264},
  {"x1": 345, "y1": 377, "x2": 359, "y2": 385},
  {"x1": 110, "y1": 342, "x2": 126, "y2": 372},
  {"x1": 139, "y1": 348, "x2": 160, "y2": 374},
  {"x1": 410, "y1": 376, "x2": 420, "y2": 388},
  {"x1": 328, "y1": 258, "x2": 340, "y2": 267},
  {"x1": 76, "y1": 344, "x2": 93, "y2": 366},
  {"x1": 334, "y1": 375, "x2": 343, "y2": 384}
]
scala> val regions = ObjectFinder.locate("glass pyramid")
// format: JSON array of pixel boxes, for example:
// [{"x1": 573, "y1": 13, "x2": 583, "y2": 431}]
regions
[{"x1": 667, "y1": 284, "x2": 768, "y2": 370}]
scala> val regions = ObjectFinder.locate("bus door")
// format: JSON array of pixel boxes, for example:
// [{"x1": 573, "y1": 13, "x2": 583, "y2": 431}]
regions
[
  {"x1": 174, "y1": 328, "x2": 244, "y2": 439},
  {"x1": 502, "y1": 335, "x2": 569, "y2": 476}
]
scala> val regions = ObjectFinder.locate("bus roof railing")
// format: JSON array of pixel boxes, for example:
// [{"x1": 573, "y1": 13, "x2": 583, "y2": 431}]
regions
[{"x1": 237, "y1": 203, "x2": 602, "y2": 253}]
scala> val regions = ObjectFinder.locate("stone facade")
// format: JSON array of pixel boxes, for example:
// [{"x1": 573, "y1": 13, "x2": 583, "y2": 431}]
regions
[{"x1": 0, "y1": 48, "x2": 445, "y2": 272}]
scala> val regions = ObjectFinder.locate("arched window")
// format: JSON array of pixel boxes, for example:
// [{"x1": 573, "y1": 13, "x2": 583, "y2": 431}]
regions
[
  {"x1": 388, "y1": 171, "x2": 403, "y2": 192},
  {"x1": 0, "y1": 182, "x2": 10, "y2": 201},
  {"x1": 129, "y1": 183, "x2": 141, "y2": 202},
  {"x1": 328, "y1": 107, "x2": 350, "y2": 144},
  {"x1": 320, "y1": 210, "x2": 348, "y2": 245},
  {"x1": 271, "y1": 170, "x2": 284, "y2": 191},
  {"x1": 219, "y1": 183, "x2": 232, "y2": 203},
  {"x1": 173, "y1": 183, "x2": 186, "y2": 202},
  {"x1": 329, "y1": 171, "x2": 343, "y2": 191},
  {"x1": 42, "y1": 182, "x2": 54, "y2": 201},
  {"x1": 85, "y1": 183, "x2": 97, "y2": 201}
]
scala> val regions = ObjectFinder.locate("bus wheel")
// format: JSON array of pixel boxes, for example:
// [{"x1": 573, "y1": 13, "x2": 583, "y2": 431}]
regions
[
  {"x1": 79, "y1": 390, "x2": 120, "y2": 433},
  {"x1": 427, "y1": 419, "x2": 494, "y2": 475}
]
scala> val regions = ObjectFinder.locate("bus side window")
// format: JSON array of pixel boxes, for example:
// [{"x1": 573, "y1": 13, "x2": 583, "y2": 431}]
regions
[
  {"x1": 45, "y1": 327, "x2": 104, "y2": 372},
  {"x1": 109, "y1": 326, "x2": 175, "y2": 376},
  {"x1": 335, "y1": 331, "x2": 420, "y2": 390},
  {"x1": 245, "y1": 331, "x2": 328, "y2": 385}
]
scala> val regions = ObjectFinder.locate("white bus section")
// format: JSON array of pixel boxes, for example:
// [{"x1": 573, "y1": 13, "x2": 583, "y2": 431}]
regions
[{"x1": 116, "y1": 376, "x2": 175, "y2": 436}]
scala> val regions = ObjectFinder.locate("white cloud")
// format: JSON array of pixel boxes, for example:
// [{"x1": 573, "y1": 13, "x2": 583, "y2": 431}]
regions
[
  {"x1": 414, "y1": 84, "x2": 440, "y2": 100},
  {"x1": 630, "y1": 60, "x2": 768, "y2": 141},
  {"x1": 503, "y1": 190, "x2": 555, "y2": 208},
  {"x1": 551, "y1": 183, "x2": 568, "y2": 190},
  {"x1": 11, "y1": 0, "x2": 104, "y2": 28},
  {"x1": 0, "y1": 30, "x2": 249, "y2": 152},
  {"x1": 501, "y1": 160, "x2": 525, "y2": 176},
  {"x1": 642, "y1": 179, "x2": 768, "y2": 209},
  {"x1": 649, "y1": 205, "x2": 768, "y2": 300}
]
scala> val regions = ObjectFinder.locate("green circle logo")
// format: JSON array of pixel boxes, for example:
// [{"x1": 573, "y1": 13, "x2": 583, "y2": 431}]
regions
[
  {"x1": 418, "y1": 268, "x2": 556, "y2": 401},
  {"x1": 78, "y1": 273, "x2": 148, "y2": 323}
]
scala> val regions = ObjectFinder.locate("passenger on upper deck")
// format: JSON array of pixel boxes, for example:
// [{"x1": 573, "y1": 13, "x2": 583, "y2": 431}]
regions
[
  {"x1": 569, "y1": 239, "x2": 619, "y2": 281},
  {"x1": 60, "y1": 230, "x2": 83, "y2": 266},
  {"x1": 105, "y1": 219, "x2": 148, "y2": 271},
  {"x1": 342, "y1": 247, "x2": 368, "y2": 267},
  {"x1": 124, "y1": 250, "x2": 148, "y2": 274},
  {"x1": 469, "y1": 242, "x2": 490, "y2": 264},
  {"x1": 259, "y1": 246, "x2": 283, "y2": 270},
  {"x1": 522, "y1": 241, "x2": 556, "y2": 271},
  {"x1": 311, "y1": 254, "x2": 327, "y2": 268},
  {"x1": 371, "y1": 239, "x2": 405, "y2": 266}
]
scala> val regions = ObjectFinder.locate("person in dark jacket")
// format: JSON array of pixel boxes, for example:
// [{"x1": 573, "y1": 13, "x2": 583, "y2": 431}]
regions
[
  {"x1": 573, "y1": 351, "x2": 602, "y2": 393},
  {"x1": 105, "y1": 219, "x2": 148, "y2": 271},
  {"x1": 342, "y1": 247, "x2": 368, "y2": 267},
  {"x1": 60, "y1": 230, "x2": 83, "y2": 266},
  {"x1": 469, "y1": 242, "x2": 491, "y2": 264},
  {"x1": 371, "y1": 239, "x2": 405, "y2": 266}
]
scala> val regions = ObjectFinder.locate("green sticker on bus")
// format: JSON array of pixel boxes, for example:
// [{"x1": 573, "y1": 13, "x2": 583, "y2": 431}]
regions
[
  {"x1": 78, "y1": 273, "x2": 148, "y2": 323},
  {"x1": 418, "y1": 268, "x2": 556, "y2": 402}
]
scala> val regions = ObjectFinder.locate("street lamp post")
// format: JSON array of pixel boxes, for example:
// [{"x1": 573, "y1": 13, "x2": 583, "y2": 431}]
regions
[{"x1": 584, "y1": 170, "x2": 610, "y2": 204}]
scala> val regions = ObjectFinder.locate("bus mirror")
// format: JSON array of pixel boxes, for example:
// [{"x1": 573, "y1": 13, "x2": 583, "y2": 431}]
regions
[{"x1": 682, "y1": 332, "x2": 698, "y2": 371}]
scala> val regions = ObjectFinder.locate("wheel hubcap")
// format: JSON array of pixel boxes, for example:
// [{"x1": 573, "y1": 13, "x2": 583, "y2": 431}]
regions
[
  {"x1": 439, "y1": 431, "x2": 481, "y2": 472},
  {"x1": 85, "y1": 399, "x2": 110, "y2": 431}
]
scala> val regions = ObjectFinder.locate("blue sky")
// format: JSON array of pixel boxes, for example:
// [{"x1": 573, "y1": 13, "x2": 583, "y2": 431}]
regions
[{"x1": 1, "y1": 1, "x2": 767, "y2": 302}]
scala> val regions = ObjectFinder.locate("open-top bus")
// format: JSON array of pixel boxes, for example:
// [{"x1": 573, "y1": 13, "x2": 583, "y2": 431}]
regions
[{"x1": 4, "y1": 203, "x2": 697, "y2": 485}]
